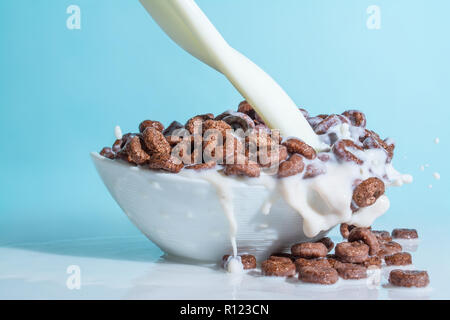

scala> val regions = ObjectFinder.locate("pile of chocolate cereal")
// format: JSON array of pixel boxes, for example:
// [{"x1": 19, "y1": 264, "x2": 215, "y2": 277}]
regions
[
  {"x1": 100, "y1": 100, "x2": 395, "y2": 212},
  {"x1": 223, "y1": 226, "x2": 429, "y2": 288}
]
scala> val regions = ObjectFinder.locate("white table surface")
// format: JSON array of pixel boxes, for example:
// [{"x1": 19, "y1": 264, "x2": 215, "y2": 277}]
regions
[{"x1": 1, "y1": 231, "x2": 448, "y2": 300}]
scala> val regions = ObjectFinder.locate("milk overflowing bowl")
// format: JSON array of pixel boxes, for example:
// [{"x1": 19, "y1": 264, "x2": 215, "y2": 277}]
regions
[{"x1": 92, "y1": 115, "x2": 411, "y2": 262}]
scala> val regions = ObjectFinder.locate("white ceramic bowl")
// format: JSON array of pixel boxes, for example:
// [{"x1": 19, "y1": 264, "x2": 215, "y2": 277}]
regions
[{"x1": 91, "y1": 152, "x2": 329, "y2": 262}]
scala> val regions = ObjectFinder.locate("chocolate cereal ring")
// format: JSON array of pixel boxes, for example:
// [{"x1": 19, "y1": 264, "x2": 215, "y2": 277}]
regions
[
  {"x1": 261, "y1": 258, "x2": 296, "y2": 277},
  {"x1": 142, "y1": 127, "x2": 172, "y2": 162},
  {"x1": 315, "y1": 237, "x2": 335, "y2": 252},
  {"x1": 148, "y1": 155, "x2": 184, "y2": 173},
  {"x1": 361, "y1": 256, "x2": 382, "y2": 269},
  {"x1": 258, "y1": 145, "x2": 288, "y2": 168},
  {"x1": 139, "y1": 120, "x2": 164, "y2": 133},
  {"x1": 335, "y1": 242, "x2": 369, "y2": 263},
  {"x1": 340, "y1": 223, "x2": 356, "y2": 239},
  {"x1": 342, "y1": 110, "x2": 366, "y2": 127},
  {"x1": 352, "y1": 177, "x2": 385, "y2": 208},
  {"x1": 335, "y1": 262, "x2": 367, "y2": 280},
  {"x1": 378, "y1": 241, "x2": 403, "y2": 257},
  {"x1": 216, "y1": 111, "x2": 255, "y2": 132},
  {"x1": 325, "y1": 254, "x2": 344, "y2": 269},
  {"x1": 392, "y1": 228, "x2": 418, "y2": 239},
  {"x1": 307, "y1": 116, "x2": 325, "y2": 128},
  {"x1": 332, "y1": 139, "x2": 364, "y2": 165},
  {"x1": 237, "y1": 100, "x2": 265, "y2": 125},
  {"x1": 202, "y1": 119, "x2": 232, "y2": 138},
  {"x1": 314, "y1": 115, "x2": 350, "y2": 135},
  {"x1": 112, "y1": 139, "x2": 123, "y2": 153},
  {"x1": 372, "y1": 230, "x2": 392, "y2": 242},
  {"x1": 291, "y1": 242, "x2": 328, "y2": 259},
  {"x1": 223, "y1": 163, "x2": 260, "y2": 178},
  {"x1": 100, "y1": 147, "x2": 115, "y2": 159},
  {"x1": 185, "y1": 113, "x2": 214, "y2": 134},
  {"x1": 298, "y1": 266, "x2": 339, "y2": 285},
  {"x1": 361, "y1": 130, "x2": 395, "y2": 163},
  {"x1": 270, "y1": 253, "x2": 296, "y2": 262},
  {"x1": 294, "y1": 258, "x2": 330, "y2": 272},
  {"x1": 282, "y1": 138, "x2": 317, "y2": 160},
  {"x1": 384, "y1": 252, "x2": 412, "y2": 266},
  {"x1": 348, "y1": 227, "x2": 380, "y2": 256},
  {"x1": 278, "y1": 154, "x2": 305, "y2": 178},
  {"x1": 269, "y1": 255, "x2": 294, "y2": 263},
  {"x1": 389, "y1": 270, "x2": 429, "y2": 288},
  {"x1": 125, "y1": 136, "x2": 151, "y2": 165}
]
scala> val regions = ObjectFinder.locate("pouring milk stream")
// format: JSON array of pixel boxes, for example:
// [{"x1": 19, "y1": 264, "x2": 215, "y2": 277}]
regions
[
  {"x1": 139, "y1": 0, "x2": 323, "y2": 150},
  {"x1": 138, "y1": 0, "x2": 412, "y2": 271}
]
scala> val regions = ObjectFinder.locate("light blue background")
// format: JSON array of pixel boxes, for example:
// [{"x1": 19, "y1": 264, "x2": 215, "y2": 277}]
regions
[{"x1": 0, "y1": 0, "x2": 448, "y2": 248}]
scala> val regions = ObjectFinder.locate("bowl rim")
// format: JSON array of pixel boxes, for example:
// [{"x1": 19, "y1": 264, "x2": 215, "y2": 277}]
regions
[{"x1": 90, "y1": 151, "x2": 276, "y2": 190}]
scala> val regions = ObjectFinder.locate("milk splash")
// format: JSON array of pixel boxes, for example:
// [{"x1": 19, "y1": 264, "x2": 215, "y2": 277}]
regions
[{"x1": 180, "y1": 122, "x2": 412, "y2": 272}]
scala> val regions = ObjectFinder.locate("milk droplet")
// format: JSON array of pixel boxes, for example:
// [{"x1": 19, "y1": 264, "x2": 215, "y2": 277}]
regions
[
  {"x1": 114, "y1": 125, "x2": 123, "y2": 140},
  {"x1": 433, "y1": 172, "x2": 441, "y2": 180},
  {"x1": 428, "y1": 184, "x2": 433, "y2": 189},
  {"x1": 402, "y1": 174, "x2": 413, "y2": 184},
  {"x1": 434, "y1": 137, "x2": 440, "y2": 144}
]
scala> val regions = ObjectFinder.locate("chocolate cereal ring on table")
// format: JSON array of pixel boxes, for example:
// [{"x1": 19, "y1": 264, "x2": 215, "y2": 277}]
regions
[
  {"x1": 340, "y1": 223, "x2": 357, "y2": 239},
  {"x1": 348, "y1": 227, "x2": 380, "y2": 256},
  {"x1": 361, "y1": 256, "x2": 382, "y2": 269},
  {"x1": 315, "y1": 237, "x2": 335, "y2": 252},
  {"x1": 261, "y1": 257, "x2": 296, "y2": 277},
  {"x1": 372, "y1": 230, "x2": 392, "y2": 242},
  {"x1": 294, "y1": 258, "x2": 330, "y2": 272},
  {"x1": 389, "y1": 270, "x2": 429, "y2": 288},
  {"x1": 377, "y1": 241, "x2": 403, "y2": 257},
  {"x1": 334, "y1": 262, "x2": 367, "y2": 280},
  {"x1": 335, "y1": 242, "x2": 369, "y2": 264},
  {"x1": 291, "y1": 242, "x2": 328, "y2": 259},
  {"x1": 392, "y1": 228, "x2": 419, "y2": 239},
  {"x1": 384, "y1": 252, "x2": 412, "y2": 266},
  {"x1": 298, "y1": 266, "x2": 339, "y2": 285}
]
